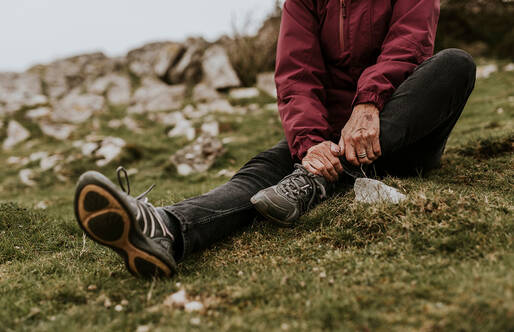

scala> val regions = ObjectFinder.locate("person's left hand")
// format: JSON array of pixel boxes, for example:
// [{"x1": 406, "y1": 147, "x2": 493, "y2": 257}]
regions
[{"x1": 338, "y1": 103, "x2": 382, "y2": 166}]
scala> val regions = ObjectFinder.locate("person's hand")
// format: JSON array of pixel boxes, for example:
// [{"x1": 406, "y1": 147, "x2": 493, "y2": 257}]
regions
[
  {"x1": 338, "y1": 103, "x2": 381, "y2": 166},
  {"x1": 302, "y1": 141, "x2": 344, "y2": 182}
]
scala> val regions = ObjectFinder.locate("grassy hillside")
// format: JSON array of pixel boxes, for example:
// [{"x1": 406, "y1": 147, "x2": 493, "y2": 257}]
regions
[{"x1": 0, "y1": 67, "x2": 513, "y2": 331}]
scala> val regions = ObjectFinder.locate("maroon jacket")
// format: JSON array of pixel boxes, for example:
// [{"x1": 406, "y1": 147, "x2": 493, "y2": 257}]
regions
[{"x1": 275, "y1": 0, "x2": 440, "y2": 160}]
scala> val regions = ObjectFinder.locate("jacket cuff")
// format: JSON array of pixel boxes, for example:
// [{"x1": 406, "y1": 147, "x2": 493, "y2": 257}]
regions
[
  {"x1": 294, "y1": 135, "x2": 326, "y2": 161},
  {"x1": 352, "y1": 91, "x2": 387, "y2": 112}
]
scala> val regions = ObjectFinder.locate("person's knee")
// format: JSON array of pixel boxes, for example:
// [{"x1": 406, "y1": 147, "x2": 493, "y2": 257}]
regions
[{"x1": 436, "y1": 48, "x2": 476, "y2": 85}]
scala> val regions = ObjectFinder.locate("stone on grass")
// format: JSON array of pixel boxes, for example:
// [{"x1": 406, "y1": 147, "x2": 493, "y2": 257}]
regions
[
  {"x1": 168, "y1": 118, "x2": 195, "y2": 141},
  {"x1": 52, "y1": 92, "x2": 106, "y2": 123},
  {"x1": 3, "y1": 120, "x2": 30, "y2": 150},
  {"x1": 129, "y1": 78, "x2": 186, "y2": 113},
  {"x1": 192, "y1": 83, "x2": 220, "y2": 103},
  {"x1": 229, "y1": 87, "x2": 260, "y2": 100},
  {"x1": 7, "y1": 156, "x2": 29, "y2": 167},
  {"x1": 184, "y1": 301, "x2": 204, "y2": 313},
  {"x1": 201, "y1": 45, "x2": 241, "y2": 90},
  {"x1": 19, "y1": 169, "x2": 36, "y2": 186},
  {"x1": 197, "y1": 99, "x2": 235, "y2": 114},
  {"x1": 476, "y1": 64, "x2": 498, "y2": 79},
  {"x1": 95, "y1": 137, "x2": 126, "y2": 167},
  {"x1": 25, "y1": 107, "x2": 52, "y2": 120},
  {"x1": 170, "y1": 134, "x2": 225, "y2": 176},
  {"x1": 504, "y1": 63, "x2": 514, "y2": 72},
  {"x1": 40, "y1": 154, "x2": 62, "y2": 171},
  {"x1": 39, "y1": 121, "x2": 76, "y2": 140},
  {"x1": 107, "y1": 117, "x2": 142, "y2": 133},
  {"x1": 150, "y1": 111, "x2": 186, "y2": 126},
  {"x1": 201, "y1": 121, "x2": 219, "y2": 136},
  {"x1": 257, "y1": 72, "x2": 277, "y2": 98},
  {"x1": 163, "y1": 289, "x2": 188, "y2": 308},
  {"x1": 354, "y1": 178, "x2": 406, "y2": 204}
]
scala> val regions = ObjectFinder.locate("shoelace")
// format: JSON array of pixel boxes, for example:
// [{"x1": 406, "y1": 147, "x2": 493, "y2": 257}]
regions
[
  {"x1": 116, "y1": 166, "x2": 174, "y2": 241},
  {"x1": 278, "y1": 165, "x2": 327, "y2": 213}
]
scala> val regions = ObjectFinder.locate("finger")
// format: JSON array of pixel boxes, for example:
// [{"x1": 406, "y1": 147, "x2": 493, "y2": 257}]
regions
[
  {"x1": 330, "y1": 142, "x2": 342, "y2": 157},
  {"x1": 345, "y1": 141, "x2": 359, "y2": 166},
  {"x1": 338, "y1": 137, "x2": 345, "y2": 156},
  {"x1": 312, "y1": 158, "x2": 333, "y2": 181},
  {"x1": 372, "y1": 133, "x2": 382, "y2": 157},
  {"x1": 320, "y1": 155, "x2": 339, "y2": 181},
  {"x1": 326, "y1": 149, "x2": 344, "y2": 174},
  {"x1": 355, "y1": 140, "x2": 372, "y2": 165},
  {"x1": 364, "y1": 136, "x2": 376, "y2": 163},
  {"x1": 303, "y1": 159, "x2": 320, "y2": 176}
]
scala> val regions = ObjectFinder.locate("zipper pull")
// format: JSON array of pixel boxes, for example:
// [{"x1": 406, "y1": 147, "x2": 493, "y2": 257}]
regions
[{"x1": 341, "y1": 0, "x2": 347, "y2": 17}]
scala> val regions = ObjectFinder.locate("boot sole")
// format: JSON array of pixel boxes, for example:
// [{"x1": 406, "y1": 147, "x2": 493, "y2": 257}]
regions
[{"x1": 74, "y1": 172, "x2": 177, "y2": 278}]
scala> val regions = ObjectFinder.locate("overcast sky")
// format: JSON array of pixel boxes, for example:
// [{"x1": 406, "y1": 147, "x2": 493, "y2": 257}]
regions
[{"x1": 0, "y1": 0, "x2": 282, "y2": 72}]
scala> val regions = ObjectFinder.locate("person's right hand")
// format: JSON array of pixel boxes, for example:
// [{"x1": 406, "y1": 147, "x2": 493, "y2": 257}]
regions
[{"x1": 302, "y1": 141, "x2": 344, "y2": 182}]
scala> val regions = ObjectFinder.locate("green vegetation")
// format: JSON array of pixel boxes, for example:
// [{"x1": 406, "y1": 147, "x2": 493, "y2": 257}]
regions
[{"x1": 0, "y1": 69, "x2": 513, "y2": 331}]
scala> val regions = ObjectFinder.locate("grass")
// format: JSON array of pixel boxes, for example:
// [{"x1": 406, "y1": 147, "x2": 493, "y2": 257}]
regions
[{"x1": 0, "y1": 68, "x2": 513, "y2": 331}]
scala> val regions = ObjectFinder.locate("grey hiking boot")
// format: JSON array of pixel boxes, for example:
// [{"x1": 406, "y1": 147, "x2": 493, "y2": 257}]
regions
[
  {"x1": 250, "y1": 164, "x2": 330, "y2": 227},
  {"x1": 74, "y1": 167, "x2": 177, "y2": 278}
]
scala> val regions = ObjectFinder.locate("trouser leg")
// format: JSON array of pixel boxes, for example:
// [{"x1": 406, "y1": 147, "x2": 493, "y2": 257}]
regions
[
  {"x1": 162, "y1": 139, "x2": 294, "y2": 260},
  {"x1": 375, "y1": 48, "x2": 476, "y2": 175}
]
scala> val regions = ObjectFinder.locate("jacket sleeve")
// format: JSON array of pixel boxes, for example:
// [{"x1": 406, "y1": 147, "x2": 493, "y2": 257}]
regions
[
  {"x1": 352, "y1": 0, "x2": 440, "y2": 111},
  {"x1": 275, "y1": 0, "x2": 330, "y2": 161}
]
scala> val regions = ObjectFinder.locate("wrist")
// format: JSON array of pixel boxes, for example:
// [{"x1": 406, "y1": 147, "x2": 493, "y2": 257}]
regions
[{"x1": 353, "y1": 103, "x2": 379, "y2": 114}]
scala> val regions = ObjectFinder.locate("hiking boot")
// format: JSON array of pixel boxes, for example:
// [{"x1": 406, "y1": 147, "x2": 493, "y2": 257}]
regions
[
  {"x1": 74, "y1": 167, "x2": 177, "y2": 278},
  {"x1": 250, "y1": 164, "x2": 330, "y2": 227}
]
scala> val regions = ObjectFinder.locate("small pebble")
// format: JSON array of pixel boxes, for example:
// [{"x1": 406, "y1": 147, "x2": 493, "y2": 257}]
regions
[
  {"x1": 114, "y1": 304, "x2": 123, "y2": 312},
  {"x1": 184, "y1": 301, "x2": 204, "y2": 312}
]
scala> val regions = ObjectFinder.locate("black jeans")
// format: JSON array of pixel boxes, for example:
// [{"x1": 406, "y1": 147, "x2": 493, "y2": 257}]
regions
[{"x1": 162, "y1": 49, "x2": 476, "y2": 261}]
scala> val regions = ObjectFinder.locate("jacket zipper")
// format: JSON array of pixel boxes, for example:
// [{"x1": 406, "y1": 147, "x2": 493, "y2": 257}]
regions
[{"x1": 339, "y1": 0, "x2": 346, "y2": 52}]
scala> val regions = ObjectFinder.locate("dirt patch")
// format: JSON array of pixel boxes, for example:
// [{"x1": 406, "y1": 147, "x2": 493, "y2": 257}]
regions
[{"x1": 455, "y1": 135, "x2": 514, "y2": 160}]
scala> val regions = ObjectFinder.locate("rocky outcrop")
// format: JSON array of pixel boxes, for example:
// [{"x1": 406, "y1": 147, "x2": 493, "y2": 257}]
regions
[
  {"x1": 127, "y1": 42, "x2": 184, "y2": 78},
  {"x1": 88, "y1": 73, "x2": 131, "y2": 105},
  {"x1": 51, "y1": 92, "x2": 106, "y2": 123},
  {"x1": 202, "y1": 45, "x2": 241, "y2": 90},
  {"x1": 129, "y1": 78, "x2": 186, "y2": 113},
  {"x1": 3, "y1": 120, "x2": 30, "y2": 150},
  {"x1": 0, "y1": 72, "x2": 47, "y2": 116}
]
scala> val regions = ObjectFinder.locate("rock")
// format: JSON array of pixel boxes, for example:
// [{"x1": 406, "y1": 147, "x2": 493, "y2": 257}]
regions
[
  {"x1": 181, "y1": 105, "x2": 209, "y2": 119},
  {"x1": 167, "y1": 38, "x2": 207, "y2": 85},
  {"x1": 257, "y1": 72, "x2": 277, "y2": 98},
  {"x1": 184, "y1": 301, "x2": 204, "y2": 313},
  {"x1": 107, "y1": 117, "x2": 142, "y2": 133},
  {"x1": 197, "y1": 99, "x2": 235, "y2": 114},
  {"x1": 201, "y1": 45, "x2": 241, "y2": 90},
  {"x1": 201, "y1": 121, "x2": 219, "y2": 136},
  {"x1": 170, "y1": 134, "x2": 225, "y2": 176},
  {"x1": 39, "y1": 121, "x2": 76, "y2": 140},
  {"x1": 192, "y1": 83, "x2": 220, "y2": 103},
  {"x1": 95, "y1": 137, "x2": 126, "y2": 167},
  {"x1": 19, "y1": 169, "x2": 36, "y2": 186},
  {"x1": 354, "y1": 178, "x2": 406, "y2": 204},
  {"x1": 3, "y1": 120, "x2": 30, "y2": 150},
  {"x1": 168, "y1": 118, "x2": 195, "y2": 141},
  {"x1": 127, "y1": 42, "x2": 184, "y2": 78},
  {"x1": 25, "y1": 107, "x2": 52, "y2": 120},
  {"x1": 0, "y1": 72, "x2": 47, "y2": 115},
  {"x1": 163, "y1": 290, "x2": 188, "y2": 308},
  {"x1": 7, "y1": 156, "x2": 29, "y2": 167},
  {"x1": 129, "y1": 78, "x2": 186, "y2": 113},
  {"x1": 229, "y1": 87, "x2": 260, "y2": 100},
  {"x1": 504, "y1": 63, "x2": 514, "y2": 72},
  {"x1": 476, "y1": 64, "x2": 498, "y2": 79},
  {"x1": 40, "y1": 154, "x2": 62, "y2": 171},
  {"x1": 29, "y1": 151, "x2": 49, "y2": 162},
  {"x1": 149, "y1": 111, "x2": 186, "y2": 126},
  {"x1": 73, "y1": 140, "x2": 99, "y2": 157},
  {"x1": 88, "y1": 74, "x2": 131, "y2": 105},
  {"x1": 52, "y1": 92, "x2": 106, "y2": 123},
  {"x1": 217, "y1": 169, "x2": 236, "y2": 178}
]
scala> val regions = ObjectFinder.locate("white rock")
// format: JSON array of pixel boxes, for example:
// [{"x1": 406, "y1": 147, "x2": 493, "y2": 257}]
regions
[
  {"x1": 257, "y1": 72, "x2": 277, "y2": 98},
  {"x1": 0, "y1": 72, "x2": 47, "y2": 115},
  {"x1": 168, "y1": 119, "x2": 195, "y2": 141},
  {"x1": 129, "y1": 78, "x2": 186, "y2": 113},
  {"x1": 29, "y1": 151, "x2": 49, "y2": 162},
  {"x1": 3, "y1": 120, "x2": 30, "y2": 150},
  {"x1": 150, "y1": 111, "x2": 185, "y2": 126},
  {"x1": 19, "y1": 169, "x2": 36, "y2": 186},
  {"x1": 476, "y1": 64, "x2": 498, "y2": 79},
  {"x1": 197, "y1": 99, "x2": 235, "y2": 114},
  {"x1": 163, "y1": 289, "x2": 188, "y2": 308},
  {"x1": 127, "y1": 42, "x2": 184, "y2": 77},
  {"x1": 40, "y1": 154, "x2": 62, "y2": 171},
  {"x1": 201, "y1": 121, "x2": 219, "y2": 136},
  {"x1": 229, "y1": 87, "x2": 260, "y2": 100},
  {"x1": 170, "y1": 134, "x2": 225, "y2": 175},
  {"x1": 25, "y1": 107, "x2": 51, "y2": 120},
  {"x1": 202, "y1": 45, "x2": 241, "y2": 90},
  {"x1": 181, "y1": 105, "x2": 209, "y2": 119},
  {"x1": 39, "y1": 121, "x2": 76, "y2": 140},
  {"x1": 177, "y1": 164, "x2": 194, "y2": 176},
  {"x1": 192, "y1": 83, "x2": 220, "y2": 103},
  {"x1": 89, "y1": 74, "x2": 131, "y2": 105},
  {"x1": 52, "y1": 92, "x2": 106, "y2": 123},
  {"x1": 95, "y1": 137, "x2": 126, "y2": 167},
  {"x1": 184, "y1": 301, "x2": 204, "y2": 313},
  {"x1": 504, "y1": 63, "x2": 514, "y2": 72},
  {"x1": 354, "y1": 178, "x2": 406, "y2": 204},
  {"x1": 7, "y1": 156, "x2": 29, "y2": 167}
]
